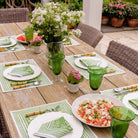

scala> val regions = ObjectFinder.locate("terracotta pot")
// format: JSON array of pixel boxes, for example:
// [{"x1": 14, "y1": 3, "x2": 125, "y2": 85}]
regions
[
  {"x1": 68, "y1": 83, "x2": 79, "y2": 93},
  {"x1": 102, "y1": 16, "x2": 109, "y2": 25},
  {"x1": 127, "y1": 18, "x2": 138, "y2": 27},
  {"x1": 110, "y1": 17, "x2": 125, "y2": 27}
]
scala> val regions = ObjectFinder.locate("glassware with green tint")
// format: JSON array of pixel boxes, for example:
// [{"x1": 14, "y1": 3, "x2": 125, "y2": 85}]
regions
[
  {"x1": 109, "y1": 106, "x2": 135, "y2": 138},
  {"x1": 88, "y1": 66, "x2": 106, "y2": 90},
  {"x1": 49, "y1": 53, "x2": 65, "y2": 82},
  {"x1": 24, "y1": 26, "x2": 34, "y2": 44}
]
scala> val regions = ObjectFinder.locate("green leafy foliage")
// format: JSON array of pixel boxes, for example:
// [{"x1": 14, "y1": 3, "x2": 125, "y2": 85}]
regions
[{"x1": 126, "y1": 4, "x2": 138, "y2": 19}]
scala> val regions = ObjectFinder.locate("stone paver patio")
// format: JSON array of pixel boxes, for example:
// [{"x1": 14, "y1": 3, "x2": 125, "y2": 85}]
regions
[{"x1": 96, "y1": 30, "x2": 138, "y2": 55}]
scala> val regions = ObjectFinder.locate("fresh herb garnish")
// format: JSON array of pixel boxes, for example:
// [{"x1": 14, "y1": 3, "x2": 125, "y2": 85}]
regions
[{"x1": 81, "y1": 103, "x2": 89, "y2": 107}]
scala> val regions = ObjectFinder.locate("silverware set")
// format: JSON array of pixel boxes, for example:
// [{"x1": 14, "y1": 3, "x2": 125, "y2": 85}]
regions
[
  {"x1": 10, "y1": 80, "x2": 41, "y2": 89},
  {"x1": 113, "y1": 85, "x2": 138, "y2": 96},
  {"x1": 26, "y1": 105, "x2": 60, "y2": 117}
]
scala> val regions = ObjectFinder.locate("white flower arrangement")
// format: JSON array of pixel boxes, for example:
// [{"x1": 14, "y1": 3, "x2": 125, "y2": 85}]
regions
[{"x1": 30, "y1": 2, "x2": 84, "y2": 43}]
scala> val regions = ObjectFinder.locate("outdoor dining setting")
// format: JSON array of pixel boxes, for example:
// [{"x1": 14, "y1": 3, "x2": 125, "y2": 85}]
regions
[{"x1": 0, "y1": 0, "x2": 138, "y2": 138}]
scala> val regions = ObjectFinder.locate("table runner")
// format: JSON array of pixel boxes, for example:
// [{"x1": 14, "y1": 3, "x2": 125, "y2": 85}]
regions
[
  {"x1": 0, "y1": 36, "x2": 25, "y2": 53},
  {"x1": 0, "y1": 59, "x2": 52, "y2": 92},
  {"x1": 65, "y1": 53, "x2": 125, "y2": 79},
  {"x1": 11, "y1": 100, "x2": 97, "y2": 138},
  {"x1": 100, "y1": 84, "x2": 138, "y2": 125}
]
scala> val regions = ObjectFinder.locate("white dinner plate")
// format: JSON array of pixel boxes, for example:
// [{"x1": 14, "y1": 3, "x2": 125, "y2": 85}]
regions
[
  {"x1": 74, "y1": 57, "x2": 107, "y2": 69},
  {"x1": 72, "y1": 94, "x2": 125, "y2": 128},
  {"x1": 3, "y1": 64, "x2": 41, "y2": 81},
  {"x1": 16, "y1": 33, "x2": 28, "y2": 44},
  {"x1": 28, "y1": 112, "x2": 83, "y2": 138},
  {"x1": 0, "y1": 38, "x2": 17, "y2": 48},
  {"x1": 123, "y1": 92, "x2": 138, "y2": 115}
]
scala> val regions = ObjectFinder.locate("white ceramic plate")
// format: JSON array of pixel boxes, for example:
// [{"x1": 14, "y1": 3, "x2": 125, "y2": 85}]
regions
[
  {"x1": 74, "y1": 57, "x2": 107, "y2": 69},
  {"x1": 0, "y1": 38, "x2": 17, "y2": 48},
  {"x1": 72, "y1": 94, "x2": 125, "y2": 128},
  {"x1": 16, "y1": 33, "x2": 28, "y2": 44},
  {"x1": 28, "y1": 112, "x2": 83, "y2": 138},
  {"x1": 3, "y1": 64, "x2": 41, "y2": 81},
  {"x1": 123, "y1": 92, "x2": 138, "y2": 115}
]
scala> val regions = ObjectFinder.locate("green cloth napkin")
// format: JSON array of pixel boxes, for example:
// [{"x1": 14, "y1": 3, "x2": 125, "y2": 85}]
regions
[
  {"x1": 129, "y1": 99, "x2": 138, "y2": 110},
  {"x1": 10, "y1": 66, "x2": 34, "y2": 76},
  {"x1": 38, "y1": 117, "x2": 73, "y2": 138},
  {"x1": 80, "y1": 59, "x2": 98, "y2": 67},
  {"x1": 0, "y1": 38, "x2": 11, "y2": 45}
]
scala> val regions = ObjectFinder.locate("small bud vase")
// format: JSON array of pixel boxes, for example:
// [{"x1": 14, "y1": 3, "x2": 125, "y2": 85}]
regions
[
  {"x1": 34, "y1": 46, "x2": 41, "y2": 54},
  {"x1": 68, "y1": 83, "x2": 79, "y2": 93}
]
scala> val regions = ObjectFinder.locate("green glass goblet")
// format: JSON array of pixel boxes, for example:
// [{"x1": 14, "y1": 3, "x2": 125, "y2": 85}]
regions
[
  {"x1": 24, "y1": 26, "x2": 33, "y2": 50},
  {"x1": 49, "y1": 53, "x2": 65, "y2": 82},
  {"x1": 109, "y1": 106, "x2": 135, "y2": 138},
  {"x1": 88, "y1": 66, "x2": 106, "y2": 90}
]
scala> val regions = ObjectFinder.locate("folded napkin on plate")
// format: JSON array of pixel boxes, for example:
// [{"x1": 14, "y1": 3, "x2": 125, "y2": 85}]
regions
[
  {"x1": 0, "y1": 38, "x2": 12, "y2": 46},
  {"x1": 80, "y1": 59, "x2": 98, "y2": 67},
  {"x1": 129, "y1": 99, "x2": 138, "y2": 110},
  {"x1": 37, "y1": 117, "x2": 73, "y2": 138},
  {"x1": 10, "y1": 66, "x2": 34, "y2": 76}
]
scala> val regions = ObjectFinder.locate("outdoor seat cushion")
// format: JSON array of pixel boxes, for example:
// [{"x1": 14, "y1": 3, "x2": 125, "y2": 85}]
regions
[{"x1": 106, "y1": 40, "x2": 138, "y2": 75}]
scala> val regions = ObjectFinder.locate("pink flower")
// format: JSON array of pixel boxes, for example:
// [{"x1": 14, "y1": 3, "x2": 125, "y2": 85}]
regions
[
  {"x1": 30, "y1": 40, "x2": 34, "y2": 43},
  {"x1": 119, "y1": 6, "x2": 124, "y2": 9},
  {"x1": 70, "y1": 70, "x2": 75, "y2": 74},
  {"x1": 115, "y1": 4, "x2": 119, "y2": 8},
  {"x1": 119, "y1": 12, "x2": 122, "y2": 15},
  {"x1": 75, "y1": 74, "x2": 81, "y2": 80},
  {"x1": 109, "y1": 3, "x2": 113, "y2": 6}
]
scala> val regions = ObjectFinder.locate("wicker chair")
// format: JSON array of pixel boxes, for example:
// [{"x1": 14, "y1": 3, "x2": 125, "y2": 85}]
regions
[
  {"x1": 0, "y1": 108, "x2": 10, "y2": 138},
  {"x1": 0, "y1": 8, "x2": 30, "y2": 24},
  {"x1": 77, "y1": 23, "x2": 103, "y2": 48},
  {"x1": 5, "y1": 0, "x2": 36, "y2": 12},
  {"x1": 106, "y1": 41, "x2": 138, "y2": 75}
]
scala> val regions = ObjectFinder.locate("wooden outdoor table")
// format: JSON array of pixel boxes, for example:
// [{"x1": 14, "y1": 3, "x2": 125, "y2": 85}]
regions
[{"x1": 0, "y1": 22, "x2": 138, "y2": 138}]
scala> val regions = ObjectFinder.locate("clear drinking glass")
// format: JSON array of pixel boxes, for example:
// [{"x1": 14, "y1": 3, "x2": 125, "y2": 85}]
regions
[
  {"x1": 88, "y1": 66, "x2": 106, "y2": 90},
  {"x1": 109, "y1": 106, "x2": 135, "y2": 138},
  {"x1": 49, "y1": 53, "x2": 65, "y2": 82}
]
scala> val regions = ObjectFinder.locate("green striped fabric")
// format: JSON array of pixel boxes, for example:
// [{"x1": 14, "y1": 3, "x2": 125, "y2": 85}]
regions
[
  {"x1": 100, "y1": 86, "x2": 138, "y2": 126},
  {"x1": 38, "y1": 117, "x2": 73, "y2": 138},
  {"x1": 11, "y1": 100, "x2": 97, "y2": 138},
  {"x1": 65, "y1": 53, "x2": 125, "y2": 79},
  {"x1": 0, "y1": 36, "x2": 25, "y2": 53},
  {"x1": 0, "y1": 59, "x2": 52, "y2": 92}
]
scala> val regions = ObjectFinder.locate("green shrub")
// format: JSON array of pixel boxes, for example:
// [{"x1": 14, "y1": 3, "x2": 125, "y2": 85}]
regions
[{"x1": 0, "y1": 0, "x2": 5, "y2": 8}]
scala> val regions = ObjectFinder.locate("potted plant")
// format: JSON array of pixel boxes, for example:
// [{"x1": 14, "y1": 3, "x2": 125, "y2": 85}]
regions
[
  {"x1": 29, "y1": 2, "x2": 84, "y2": 58},
  {"x1": 108, "y1": 0, "x2": 127, "y2": 27},
  {"x1": 126, "y1": 5, "x2": 138, "y2": 27},
  {"x1": 102, "y1": 2, "x2": 110, "y2": 25},
  {"x1": 30, "y1": 37, "x2": 43, "y2": 54},
  {"x1": 67, "y1": 70, "x2": 84, "y2": 93}
]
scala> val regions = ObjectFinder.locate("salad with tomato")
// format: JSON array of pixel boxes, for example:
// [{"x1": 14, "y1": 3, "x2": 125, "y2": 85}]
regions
[{"x1": 77, "y1": 99, "x2": 115, "y2": 127}]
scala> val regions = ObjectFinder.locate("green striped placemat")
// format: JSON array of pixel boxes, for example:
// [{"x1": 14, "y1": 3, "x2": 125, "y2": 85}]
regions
[
  {"x1": 10, "y1": 100, "x2": 97, "y2": 138},
  {"x1": 64, "y1": 38, "x2": 80, "y2": 47},
  {"x1": 0, "y1": 36, "x2": 25, "y2": 53},
  {"x1": 0, "y1": 59, "x2": 52, "y2": 92},
  {"x1": 100, "y1": 85, "x2": 138, "y2": 126},
  {"x1": 65, "y1": 53, "x2": 125, "y2": 79}
]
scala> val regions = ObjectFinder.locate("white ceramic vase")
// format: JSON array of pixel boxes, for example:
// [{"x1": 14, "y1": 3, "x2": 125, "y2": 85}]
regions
[
  {"x1": 34, "y1": 46, "x2": 41, "y2": 54},
  {"x1": 68, "y1": 83, "x2": 79, "y2": 93}
]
